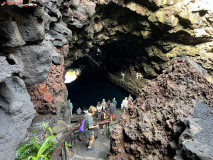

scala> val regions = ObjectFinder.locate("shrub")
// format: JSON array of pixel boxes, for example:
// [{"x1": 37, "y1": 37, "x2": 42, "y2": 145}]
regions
[{"x1": 16, "y1": 123, "x2": 58, "y2": 160}]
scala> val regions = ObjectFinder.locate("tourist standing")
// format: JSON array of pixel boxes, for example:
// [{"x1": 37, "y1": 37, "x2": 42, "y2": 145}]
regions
[
  {"x1": 121, "y1": 72, "x2": 125, "y2": 81},
  {"x1": 76, "y1": 107, "x2": 82, "y2": 115},
  {"x1": 83, "y1": 107, "x2": 88, "y2": 114},
  {"x1": 101, "y1": 99, "x2": 106, "y2": 110},
  {"x1": 69, "y1": 99, "x2": 73, "y2": 119},
  {"x1": 121, "y1": 97, "x2": 128, "y2": 111},
  {"x1": 109, "y1": 102, "x2": 115, "y2": 121},
  {"x1": 84, "y1": 106, "x2": 99, "y2": 151},
  {"x1": 106, "y1": 100, "x2": 111, "y2": 109},
  {"x1": 100, "y1": 108, "x2": 106, "y2": 129},
  {"x1": 128, "y1": 94, "x2": 133, "y2": 101},
  {"x1": 112, "y1": 98, "x2": 117, "y2": 110},
  {"x1": 96, "y1": 102, "x2": 102, "y2": 118}
]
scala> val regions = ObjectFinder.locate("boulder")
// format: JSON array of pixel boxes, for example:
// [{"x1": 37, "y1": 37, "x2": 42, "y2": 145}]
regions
[
  {"x1": 49, "y1": 23, "x2": 72, "y2": 47},
  {"x1": 52, "y1": 120, "x2": 68, "y2": 134},
  {"x1": 52, "y1": 51, "x2": 62, "y2": 65},
  {"x1": 109, "y1": 58, "x2": 213, "y2": 160},
  {"x1": 70, "y1": 0, "x2": 80, "y2": 8},
  {"x1": 0, "y1": 56, "x2": 22, "y2": 83},
  {"x1": 178, "y1": 101, "x2": 213, "y2": 160},
  {"x1": 17, "y1": 41, "x2": 53, "y2": 86},
  {"x1": 0, "y1": 21, "x2": 25, "y2": 47},
  {"x1": 14, "y1": 14, "x2": 45, "y2": 42},
  {"x1": 0, "y1": 76, "x2": 35, "y2": 160}
]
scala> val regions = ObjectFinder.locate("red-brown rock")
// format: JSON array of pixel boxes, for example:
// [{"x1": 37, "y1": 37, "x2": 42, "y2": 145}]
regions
[
  {"x1": 109, "y1": 58, "x2": 213, "y2": 160},
  {"x1": 43, "y1": 92, "x2": 53, "y2": 103}
]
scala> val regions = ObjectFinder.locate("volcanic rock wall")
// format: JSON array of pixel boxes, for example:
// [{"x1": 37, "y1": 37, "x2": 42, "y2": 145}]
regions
[
  {"x1": 108, "y1": 58, "x2": 213, "y2": 160},
  {"x1": 0, "y1": 0, "x2": 213, "y2": 159},
  {"x1": 0, "y1": 1, "x2": 71, "y2": 159},
  {"x1": 64, "y1": 0, "x2": 213, "y2": 96}
]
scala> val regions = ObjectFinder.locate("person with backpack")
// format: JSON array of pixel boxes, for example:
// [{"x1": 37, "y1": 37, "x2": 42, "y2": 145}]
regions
[{"x1": 83, "y1": 106, "x2": 99, "y2": 151}]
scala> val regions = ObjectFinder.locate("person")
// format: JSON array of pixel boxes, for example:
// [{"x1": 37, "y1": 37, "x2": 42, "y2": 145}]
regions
[
  {"x1": 121, "y1": 97, "x2": 128, "y2": 111},
  {"x1": 109, "y1": 102, "x2": 115, "y2": 122},
  {"x1": 112, "y1": 98, "x2": 117, "y2": 110},
  {"x1": 83, "y1": 107, "x2": 88, "y2": 114},
  {"x1": 100, "y1": 108, "x2": 106, "y2": 121},
  {"x1": 121, "y1": 72, "x2": 125, "y2": 81},
  {"x1": 76, "y1": 107, "x2": 82, "y2": 115},
  {"x1": 96, "y1": 102, "x2": 102, "y2": 118},
  {"x1": 101, "y1": 99, "x2": 106, "y2": 110},
  {"x1": 128, "y1": 94, "x2": 133, "y2": 101},
  {"x1": 106, "y1": 100, "x2": 111, "y2": 109},
  {"x1": 84, "y1": 106, "x2": 99, "y2": 151},
  {"x1": 69, "y1": 99, "x2": 73, "y2": 118},
  {"x1": 99, "y1": 108, "x2": 106, "y2": 129}
]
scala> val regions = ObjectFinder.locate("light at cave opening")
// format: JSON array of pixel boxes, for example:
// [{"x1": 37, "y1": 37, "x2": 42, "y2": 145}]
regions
[{"x1": 64, "y1": 69, "x2": 81, "y2": 83}]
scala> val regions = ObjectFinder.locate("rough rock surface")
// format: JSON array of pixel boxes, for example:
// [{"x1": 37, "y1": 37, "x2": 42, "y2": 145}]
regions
[
  {"x1": 109, "y1": 58, "x2": 213, "y2": 160},
  {"x1": 0, "y1": 0, "x2": 213, "y2": 159},
  {"x1": 27, "y1": 45, "x2": 70, "y2": 120},
  {"x1": 0, "y1": 3, "x2": 71, "y2": 159},
  {"x1": 17, "y1": 40, "x2": 53, "y2": 86},
  {"x1": 0, "y1": 56, "x2": 22, "y2": 83},
  {"x1": 64, "y1": 0, "x2": 213, "y2": 95},
  {"x1": 176, "y1": 101, "x2": 213, "y2": 160},
  {"x1": 0, "y1": 21, "x2": 26, "y2": 47},
  {"x1": 0, "y1": 76, "x2": 35, "y2": 160}
]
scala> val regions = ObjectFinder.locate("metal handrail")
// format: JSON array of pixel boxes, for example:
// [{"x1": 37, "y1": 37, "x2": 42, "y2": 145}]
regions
[
  {"x1": 51, "y1": 117, "x2": 119, "y2": 160},
  {"x1": 51, "y1": 126, "x2": 79, "y2": 160}
]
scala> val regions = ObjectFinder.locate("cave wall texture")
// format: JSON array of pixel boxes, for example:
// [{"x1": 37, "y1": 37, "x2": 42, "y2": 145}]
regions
[
  {"x1": 0, "y1": 0, "x2": 213, "y2": 159},
  {"x1": 109, "y1": 58, "x2": 213, "y2": 160}
]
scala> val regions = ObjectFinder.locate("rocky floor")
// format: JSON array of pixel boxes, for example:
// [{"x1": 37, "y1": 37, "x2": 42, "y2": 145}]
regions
[
  {"x1": 70, "y1": 130, "x2": 110, "y2": 160},
  {"x1": 69, "y1": 109, "x2": 123, "y2": 160}
]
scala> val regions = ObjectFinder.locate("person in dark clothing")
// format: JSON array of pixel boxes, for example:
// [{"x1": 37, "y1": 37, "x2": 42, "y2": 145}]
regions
[
  {"x1": 106, "y1": 100, "x2": 111, "y2": 109},
  {"x1": 109, "y1": 102, "x2": 115, "y2": 121},
  {"x1": 99, "y1": 108, "x2": 106, "y2": 129}
]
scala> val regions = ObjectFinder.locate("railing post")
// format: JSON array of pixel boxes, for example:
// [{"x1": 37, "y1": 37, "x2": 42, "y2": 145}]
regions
[
  {"x1": 74, "y1": 132, "x2": 76, "y2": 145},
  {"x1": 64, "y1": 142, "x2": 67, "y2": 160},
  {"x1": 70, "y1": 134, "x2": 72, "y2": 150},
  {"x1": 61, "y1": 148, "x2": 64, "y2": 160}
]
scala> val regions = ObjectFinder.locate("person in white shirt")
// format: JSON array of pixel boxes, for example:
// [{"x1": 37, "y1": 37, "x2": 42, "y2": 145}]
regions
[
  {"x1": 101, "y1": 99, "x2": 106, "y2": 110},
  {"x1": 121, "y1": 97, "x2": 128, "y2": 111},
  {"x1": 96, "y1": 102, "x2": 102, "y2": 118}
]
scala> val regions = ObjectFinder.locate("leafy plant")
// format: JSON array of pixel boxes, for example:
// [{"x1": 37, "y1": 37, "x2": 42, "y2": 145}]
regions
[
  {"x1": 203, "y1": 98, "x2": 207, "y2": 104},
  {"x1": 16, "y1": 123, "x2": 58, "y2": 160},
  {"x1": 63, "y1": 141, "x2": 72, "y2": 150}
]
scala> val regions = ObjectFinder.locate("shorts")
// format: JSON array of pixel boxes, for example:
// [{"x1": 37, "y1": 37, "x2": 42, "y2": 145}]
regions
[{"x1": 110, "y1": 114, "x2": 115, "y2": 117}]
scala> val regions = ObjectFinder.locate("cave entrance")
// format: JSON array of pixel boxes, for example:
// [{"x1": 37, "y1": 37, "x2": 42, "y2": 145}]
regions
[
  {"x1": 65, "y1": 56, "x2": 131, "y2": 113},
  {"x1": 65, "y1": 39, "x2": 160, "y2": 112}
]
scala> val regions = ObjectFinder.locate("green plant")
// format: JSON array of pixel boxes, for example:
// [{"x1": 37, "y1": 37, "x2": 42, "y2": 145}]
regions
[
  {"x1": 203, "y1": 98, "x2": 207, "y2": 104},
  {"x1": 63, "y1": 141, "x2": 72, "y2": 150},
  {"x1": 16, "y1": 123, "x2": 58, "y2": 160}
]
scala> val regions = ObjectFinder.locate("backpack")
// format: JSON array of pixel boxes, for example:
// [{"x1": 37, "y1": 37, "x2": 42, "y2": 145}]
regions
[{"x1": 79, "y1": 119, "x2": 85, "y2": 132}]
